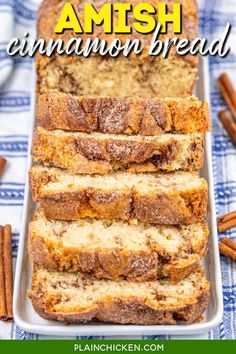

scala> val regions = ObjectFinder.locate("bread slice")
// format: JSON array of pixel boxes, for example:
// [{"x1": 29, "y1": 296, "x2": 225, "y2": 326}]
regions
[
  {"x1": 37, "y1": 94, "x2": 210, "y2": 135},
  {"x1": 32, "y1": 128, "x2": 204, "y2": 175},
  {"x1": 29, "y1": 209, "x2": 209, "y2": 283},
  {"x1": 29, "y1": 166, "x2": 208, "y2": 224},
  {"x1": 29, "y1": 268, "x2": 210, "y2": 325},
  {"x1": 37, "y1": 0, "x2": 198, "y2": 98},
  {"x1": 37, "y1": 56, "x2": 198, "y2": 99}
]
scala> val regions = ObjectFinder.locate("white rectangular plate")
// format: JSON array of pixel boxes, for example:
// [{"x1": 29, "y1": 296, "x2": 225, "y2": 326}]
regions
[{"x1": 13, "y1": 57, "x2": 223, "y2": 336}]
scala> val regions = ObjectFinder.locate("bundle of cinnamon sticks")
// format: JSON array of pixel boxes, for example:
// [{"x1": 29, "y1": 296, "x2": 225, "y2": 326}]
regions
[
  {"x1": 218, "y1": 212, "x2": 236, "y2": 262},
  {"x1": 217, "y1": 73, "x2": 236, "y2": 144},
  {"x1": 217, "y1": 74, "x2": 236, "y2": 262},
  {"x1": 0, "y1": 225, "x2": 13, "y2": 321}
]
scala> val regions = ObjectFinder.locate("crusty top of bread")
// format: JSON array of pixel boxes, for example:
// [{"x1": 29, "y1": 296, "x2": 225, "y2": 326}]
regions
[
  {"x1": 38, "y1": 0, "x2": 198, "y2": 65},
  {"x1": 36, "y1": 93, "x2": 210, "y2": 135}
]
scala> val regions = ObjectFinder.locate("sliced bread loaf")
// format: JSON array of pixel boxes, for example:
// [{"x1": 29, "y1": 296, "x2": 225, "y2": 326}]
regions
[
  {"x1": 32, "y1": 128, "x2": 204, "y2": 175},
  {"x1": 29, "y1": 166, "x2": 208, "y2": 224},
  {"x1": 29, "y1": 268, "x2": 210, "y2": 324},
  {"x1": 29, "y1": 209, "x2": 209, "y2": 283},
  {"x1": 37, "y1": 94, "x2": 210, "y2": 135}
]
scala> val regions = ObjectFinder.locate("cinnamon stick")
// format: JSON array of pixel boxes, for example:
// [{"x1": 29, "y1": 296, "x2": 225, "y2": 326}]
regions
[
  {"x1": 0, "y1": 157, "x2": 6, "y2": 177},
  {"x1": 0, "y1": 225, "x2": 13, "y2": 321},
  {"x1": 0, "y1": 227, "x2": 7, "y2": 320},
  {"x1": 218, "y1": 111, "x2": 236, "y2": 145},
  {"x1": 217, "y1": 210, "x2": 236, "y2": 232},
  {"x1": 219, "y1": 238, "x2": 236, "y2": 262},
  {"x1": 3, "y1": 225, "x2": 13, "y2": 320},
  {"x1": 218, "y1": 73, "x2": 236, "y2": 121},
  {"x1": 221, "y1": 237, "x2": 236, "y2": 251}
]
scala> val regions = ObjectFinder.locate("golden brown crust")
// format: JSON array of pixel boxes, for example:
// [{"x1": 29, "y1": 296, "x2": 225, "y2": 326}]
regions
[
  {"x1": 30, "y1": 292, "x2": 209, "y2": 325},
  {"x1": 29, "y1": 215, "x2": 208, "y2": 283},
  {"x1": 32, "y1": 128, "x2": 204, "y2": 174},
  {"x1": 29, "y1": 166, "x2": 208, "y2": 225},
  {"x1": 36, "y1": 93, "x2": 210, "y2": 135},
  {"x1": 132, "y1": 188, "x2": 207, "y2": 225}
]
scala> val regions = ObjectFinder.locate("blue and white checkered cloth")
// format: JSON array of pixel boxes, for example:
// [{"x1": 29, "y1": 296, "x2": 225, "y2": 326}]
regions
[{"x1": 0, "y1": 0, "x2": 235, "y2": 340}]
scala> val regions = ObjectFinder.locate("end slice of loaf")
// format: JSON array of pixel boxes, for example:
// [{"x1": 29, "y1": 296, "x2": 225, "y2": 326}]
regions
[
  {"x1": 28, "y1": 268, "x2": 210, "y2": 325},
  {"x1": 36, "y1": 94, "x2": 210, "y2": 135},
  {"x1": 29, "y1": 209, "x2": 209, "y2": 283},
  {"x1": 29, "y1": 166, "x2": 208, "y2": 225},
  {"x1": 37, "y1": 1, "x2": 198, "y2": 98},
  {"x1": 32, "y1": 128, "x2": 204, "y2": 175}
]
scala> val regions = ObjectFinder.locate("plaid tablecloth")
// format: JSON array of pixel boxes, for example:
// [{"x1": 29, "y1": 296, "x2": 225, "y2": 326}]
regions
[{"x1": 0, "y1": 0, "x2": 235, "y2": 340}]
